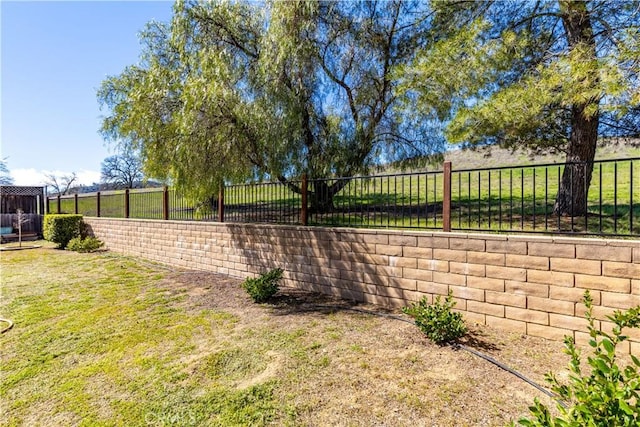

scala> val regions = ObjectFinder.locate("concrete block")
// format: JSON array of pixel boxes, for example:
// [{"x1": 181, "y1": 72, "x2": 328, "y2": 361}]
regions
[
  {"x1": 529, "y1": 242, "x2": 575, "y2": 258},
  {"x1": 575, "y1": 274, "x2": 630, "y2": 293},
  {"x1": 551, "y1": 258, "x2": 601, "y2": 275},
  {"x1": 527, "y1": 270, "x2": 574, "y2": 287},
  {"x1": 467, "y1": 276, "x2": 505, "y2": 292},
  {"x1": 433, "y1": 248, "x2": 467, "y2": 263},
  {"x1": 486, "y1": 265, "x2": 526, "y2": 281},
  {"x1": 577, "y1": 245, "x2": 632, "y2": 262},
  {"x1": 505, "y1": 307, "x2": 548, "y2": 325},
  {"x1": 486, "y1": 316, "x2": 526, "y2": 334},
  {"x1": 506, "y1": 254, "x2": 549, "y2": 270},
  {"x1": 467, "y1": 251, "x2": 505, "y2": 266},
  {"x1": 527, "y1": 296, "x2": 575, "y2": 315}
]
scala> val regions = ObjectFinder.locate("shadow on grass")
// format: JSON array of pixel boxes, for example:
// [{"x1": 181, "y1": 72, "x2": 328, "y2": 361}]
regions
[
  {"x1": 457, "y1": 329, "x2": 500, "y2": 352},
  {"x1": 268, "y1": 288, "x2": 364, "y2": 316},
  {"x1": 268, "y1": 288, "x2": 501, "y2": 352}
]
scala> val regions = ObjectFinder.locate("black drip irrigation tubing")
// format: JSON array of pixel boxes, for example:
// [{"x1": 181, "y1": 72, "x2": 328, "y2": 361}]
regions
[{"x1": 304, "y1": 303, "x2": 566, "y2": 408}]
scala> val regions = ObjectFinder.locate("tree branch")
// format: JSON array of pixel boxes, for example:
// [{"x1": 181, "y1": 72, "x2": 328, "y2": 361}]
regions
[{"x1": 319, "y1": 44, "x2": 359, "y2": 124}]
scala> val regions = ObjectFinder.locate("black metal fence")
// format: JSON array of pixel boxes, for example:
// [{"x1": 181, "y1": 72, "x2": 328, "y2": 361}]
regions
[
  {"x1": 47, "y1": 157, "x2": 640, "y2": 237},
  {"x1": 449, "y1": 158, "x2": 638, "y2": 236},
  {"x1": 307, "y1": 171, "x2": 445, "y2": 229}
]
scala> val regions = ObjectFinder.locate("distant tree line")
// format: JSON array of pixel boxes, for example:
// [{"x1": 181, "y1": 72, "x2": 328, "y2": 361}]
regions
[
  {"x1": 2, "y1": 149, "x2": 159, "y2": 196},
  {"x1": 44, "y1": 149, "x2": 161, "y2": 196}
]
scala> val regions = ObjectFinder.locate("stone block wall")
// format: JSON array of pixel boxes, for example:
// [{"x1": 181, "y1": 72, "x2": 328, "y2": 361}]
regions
[{"x1": 85, "y1": 218, "x2": 640, "y2": 352}]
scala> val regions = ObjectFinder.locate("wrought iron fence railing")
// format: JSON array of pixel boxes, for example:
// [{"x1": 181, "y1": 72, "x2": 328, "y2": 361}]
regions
[{"x1": 47, "y1": 157, "x2": 640, "y2": 237}]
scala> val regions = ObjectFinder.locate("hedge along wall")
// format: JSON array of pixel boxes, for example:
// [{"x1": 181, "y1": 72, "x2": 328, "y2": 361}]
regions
[{"x1": 84, "y1": 217, "x2": 640, "y2": 353}]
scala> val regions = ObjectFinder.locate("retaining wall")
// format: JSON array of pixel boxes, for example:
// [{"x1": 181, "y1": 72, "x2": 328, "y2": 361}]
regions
[{"x1": 84, "y1": 217, "x2": 640, "y2": 352}]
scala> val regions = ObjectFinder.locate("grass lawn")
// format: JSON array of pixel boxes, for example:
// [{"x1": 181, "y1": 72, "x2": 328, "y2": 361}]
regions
[{"x1": 1, "y1": 245, "x2": 571, "y2": 426}]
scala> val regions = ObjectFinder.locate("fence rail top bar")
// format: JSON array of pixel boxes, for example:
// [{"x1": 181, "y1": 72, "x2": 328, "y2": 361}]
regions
[{"x1": 451, "y1": 156, "x2": 640, "y2": 174}]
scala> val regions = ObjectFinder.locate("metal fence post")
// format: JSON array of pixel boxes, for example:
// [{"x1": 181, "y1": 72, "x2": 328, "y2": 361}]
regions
[
  {"x1": 124, "y1": 189, "x2": 130, "y2": 218},
  {"x1": 74, "y1": 194, "x2": 79, "y2": 214},
  {"x1": 163, "y1": 186, "x2": 169, "y2": 220},
  {"x1": 96, "y1": 192, "x2": 101, "y2": 217},
  {"x1": 218, "y1": 184, "x2": 225, "y2": 223},
  {"x1": 301, "y1": 174, "x2": 308, "y2": 226},
  {"x1": 443, "y1": 161, "x2": 452, "y2": 232},
  {"x1": 57, "y1": 195, "x2": 61, "y2": 214}
]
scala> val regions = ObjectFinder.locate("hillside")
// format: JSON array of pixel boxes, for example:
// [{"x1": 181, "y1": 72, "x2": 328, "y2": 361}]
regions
[{"x1": 442, "y1": 138, "x2": 640, "y2": 171}]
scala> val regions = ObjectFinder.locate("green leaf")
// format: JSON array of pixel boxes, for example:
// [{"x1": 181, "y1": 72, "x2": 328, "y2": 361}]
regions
[
  {"x1": 601, "y1": 338, "x2": 615, "y2": 354},
  {"x1": 619, "y1": 400, "x2": 634, "y2": 415}
]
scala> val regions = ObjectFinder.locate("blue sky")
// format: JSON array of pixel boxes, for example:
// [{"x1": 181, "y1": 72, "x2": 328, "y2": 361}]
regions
[{"x1": 1, "y1": 0, "x2": 174, "y2": 186}]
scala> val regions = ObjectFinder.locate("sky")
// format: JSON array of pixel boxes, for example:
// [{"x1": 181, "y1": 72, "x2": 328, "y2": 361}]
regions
[{"x1": 1, "y1": 0, "x2": 174, "y2": 187}]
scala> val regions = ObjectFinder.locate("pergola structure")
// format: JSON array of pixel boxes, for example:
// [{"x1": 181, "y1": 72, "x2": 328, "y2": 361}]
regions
[
  {"x1": 0, "y1": 186, "x2": 45, "y2": 238},
  {"x1": 0, "y1": 186, "x2": 45, "y2": 214}
]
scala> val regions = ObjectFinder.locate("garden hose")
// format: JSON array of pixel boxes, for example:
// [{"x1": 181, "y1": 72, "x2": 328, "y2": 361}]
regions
[
  {"x1": 0, "y1": 318, "x2": 14, "y2": 334},
  {"x1": 301, "y1": 304, "x2": 564, "y2": 407},
  {"x1": 450, "y1": 342, "x2": 565, "y2": 408}
]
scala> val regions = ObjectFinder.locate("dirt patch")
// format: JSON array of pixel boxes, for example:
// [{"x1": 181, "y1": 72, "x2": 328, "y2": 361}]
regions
[
  {"x1": 236, "y1": 350, "x2": 284, "y2": 390},
  {"x1": 153, "y1": 269, "x2": 576, "y2": 425}
]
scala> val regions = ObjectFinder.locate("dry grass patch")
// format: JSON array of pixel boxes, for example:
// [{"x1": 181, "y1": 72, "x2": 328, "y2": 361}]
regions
[{"x1": 2, "y1": 245, "x2": 571, "y2": 426}]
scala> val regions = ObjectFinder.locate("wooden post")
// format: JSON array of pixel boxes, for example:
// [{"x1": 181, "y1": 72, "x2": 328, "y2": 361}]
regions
[
  {"x1": 443, "y1": 161, "x2": 452, "y2": 232},
  {"x1": 57, "y1": 195, "x2": 61, "y2": 214},
  {"x1": 39, "y1": 191, "x2": 45, "y2": 215},
  {"x1": 96, "y1": 192, "x2": 101, "y2": 217},
  {"x1": 301, "y1": 174, "x2": 308, "y2": 226},
  {"x1": 162, "y1": 186, "x2": 169, "y2": 220},
  {"x1": 217, "y1": 184, "x2": 225, "y2": 223},
  {"x1": 74, "y1": 194, "x2": 79, "y2": 214},
  {"x1": 124, "y1": 189, "x2": 130, "y2": 218}
]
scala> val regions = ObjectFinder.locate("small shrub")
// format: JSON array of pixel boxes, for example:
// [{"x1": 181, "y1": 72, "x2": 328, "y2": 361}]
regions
[
  {"x1": 43, "y1": 214, "x2": 83, "y2": 248},
  {"x1": 242, "y1": 268, "x2": 283, "y2": 303},
  {"x1": 66, "y1": 236, "x2": 104, "y2": 253},
  {"x1": 517, "y1": 291, "x2": 640, "y2": 426},
  {"x1": 402, "y1": 291, "x2": 467, "y2": 344}
]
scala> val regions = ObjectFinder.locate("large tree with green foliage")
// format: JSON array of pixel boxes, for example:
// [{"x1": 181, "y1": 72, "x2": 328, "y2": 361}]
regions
[
  {"x1": 398, "y1": 0, "x2": 639, "y2": 215},
  {"x1": 98, "y1": 0, "x2": 442, "y2": 212}
]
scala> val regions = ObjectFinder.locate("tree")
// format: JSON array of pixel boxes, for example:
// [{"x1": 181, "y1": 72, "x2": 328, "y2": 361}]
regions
[
  {"x1": 0, "y1": 158, "x2": 14, "y2": 185},
  {"x1": 44, "y1": 172, "x2": 77, "y2": 196},
  {"x1": 98, "y1": 0, "x2": 443, "y2": 212},
  {"x1": 13, "y1": 209, "x2": 28, "y2": 248},
  {"x1": 398, "y1": 0, "x2": 640, "y2": 216},
  {"x1": 100, "y1": 149, "x2": 145, "y2": 189}
]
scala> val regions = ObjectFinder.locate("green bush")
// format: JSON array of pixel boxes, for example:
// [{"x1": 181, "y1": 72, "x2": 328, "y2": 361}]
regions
[
  {"x1": 402, "y1": 291, "x2": 467, "y2": 345},
  {"x1": 66, "y1": 236, "x2": 104, "y2": 253},
  {"x1": 242, "y1": 268, "x2": 283, "y2": 303},
  {"x1": 517, "y1": 291, "x2": 640, "y2": 427},
  {"x1": 43, "y1": 214, "x2": 83, "y2": 248}
]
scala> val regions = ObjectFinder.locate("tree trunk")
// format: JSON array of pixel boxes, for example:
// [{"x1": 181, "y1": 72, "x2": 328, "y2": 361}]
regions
[
  {"x1": 309, "y1": 179, "x2": 350, "y2": 213},
  {"x1": 553, "y1": 106, "x2": 599, "y2": 216},
  {"x1": 553, "y1": 1, "x2": 600, "y2": 217},
  {"x1": 276, "y1": 175, "x2": 350, "y2": 214}
]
